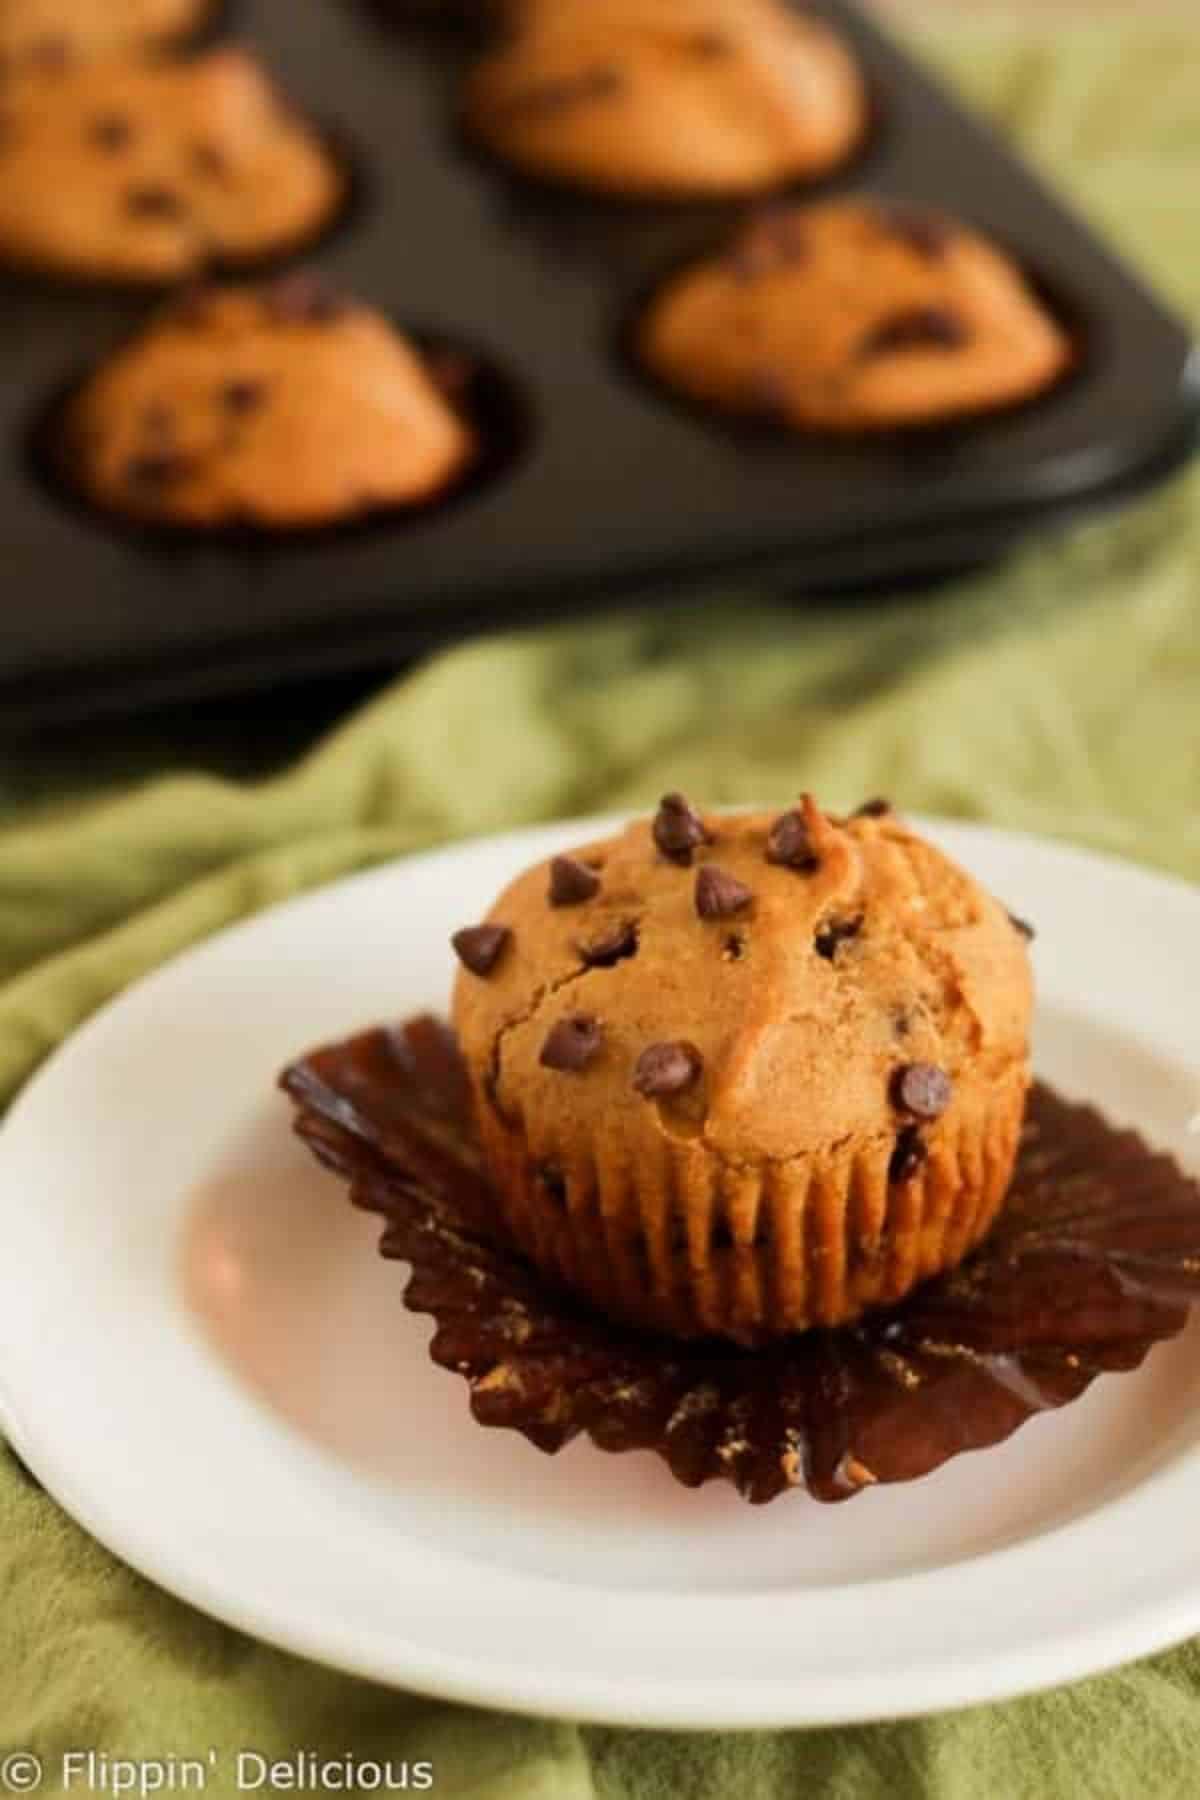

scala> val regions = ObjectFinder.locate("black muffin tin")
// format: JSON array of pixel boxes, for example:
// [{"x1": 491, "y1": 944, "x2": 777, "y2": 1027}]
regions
[{"x1": 2, "y1": 0, "x2": 1197, "y2": 728}]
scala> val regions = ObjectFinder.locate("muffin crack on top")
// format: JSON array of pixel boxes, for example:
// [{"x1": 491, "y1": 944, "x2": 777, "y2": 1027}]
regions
[{"x1": 452, "y1": 793, "x2": 1034, "y2": 1342}]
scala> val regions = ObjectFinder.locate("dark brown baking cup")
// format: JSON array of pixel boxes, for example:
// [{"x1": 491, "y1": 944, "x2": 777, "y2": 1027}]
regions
[{"x1": 281, "y1": 1017, "x2": 1200, "y2": 1505}]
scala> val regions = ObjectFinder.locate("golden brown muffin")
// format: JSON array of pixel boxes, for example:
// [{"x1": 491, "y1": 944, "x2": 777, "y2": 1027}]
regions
[
  {"x1": 0, "y1": 0, "x2": 210, "y2": 67},
  {"x1": 461, "y1": 0, "x2": 866, "y2": 199},
  {"x1": 638, "y1": 198, "x2": 1072, "y2": 432},
  {"x1": 451, "y1": 796, "x2": 1034, "y2": 1344},
  {"x1": 0, "y1": 48, "x2": 344, "y2": 283},
  {"x1": 60, "y1": 279, "x2": 476, "y2": 528}
]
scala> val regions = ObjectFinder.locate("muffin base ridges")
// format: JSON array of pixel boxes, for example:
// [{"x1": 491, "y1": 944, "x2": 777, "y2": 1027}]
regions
[{"x1": 281, "y1": 1016, "x2": 1200, "y2": 1506}]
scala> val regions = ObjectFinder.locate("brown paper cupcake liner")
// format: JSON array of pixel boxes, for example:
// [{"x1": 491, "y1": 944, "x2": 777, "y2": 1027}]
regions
[
  {"x1": 473, "y1": 1076, "x2": 1025, "y2": 1343},
  {"x1": 281, "y1": 1017, "x2": 1200, "y2": 1505}
]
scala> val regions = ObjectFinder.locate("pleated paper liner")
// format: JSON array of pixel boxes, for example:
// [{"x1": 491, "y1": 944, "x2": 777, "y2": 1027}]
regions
[{"x1": 281, "y1": 1017, "x2": 1200, "y2": 1505}]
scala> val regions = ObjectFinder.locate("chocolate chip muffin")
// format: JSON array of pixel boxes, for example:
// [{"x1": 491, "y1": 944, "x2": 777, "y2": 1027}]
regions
[
  {"x1": 451, "y1": 796, "x2": 1034, "y2": 1344},
  {"x1": 0, "y1": 0, "x2": 210, "y2": 68},
  {"x1": 461, "y1": 0, "x2": 866, "y2": 199},
  {"x1": 638, "y1": 198, "x2": 1072, "y2": 431},
  {"x1": 59, "y1": 278, "x2": 476, "y2": 527},
  {"x1": 0, "y1": 48, "x2": 344, "y2": 283}
]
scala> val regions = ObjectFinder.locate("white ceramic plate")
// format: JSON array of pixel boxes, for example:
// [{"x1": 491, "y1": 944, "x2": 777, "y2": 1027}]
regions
[{"x1": 1, "y1": 818, "x2": 1199, "y2": 1729}]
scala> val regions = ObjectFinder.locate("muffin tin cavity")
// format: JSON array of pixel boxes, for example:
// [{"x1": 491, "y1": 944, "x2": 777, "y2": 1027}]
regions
[{"x1": 31, "y1": 317, "x2": 533, "y2": 542}]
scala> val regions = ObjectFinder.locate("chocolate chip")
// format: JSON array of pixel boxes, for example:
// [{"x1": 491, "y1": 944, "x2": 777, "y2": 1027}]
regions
[
  {"x1": 192, "y1": 141, "x2": 228, "y2": 178},
  {"x1": 140, "y1": 401, "x2": 174, "y2": 438},
  {"x1": 29, "y1": 36, "x2": 70, "y2": 70},
  {"x1": 888, "y1": 1127, "x2": 927, "y2": 1184},
  {"x1": 125, "y1": 451, "x2": 187, "y2": 491},
  {"x1": 880, "y1": 205, "x2": 952, "y2": 259},
  {"x1": 536, "y1": 1161, "x2": 567, "y2": 1206},
  {"x1": 88, "y1": 114, "x2": 132, "y2": 151},
  {"x1": 688, "y1": 29, "x2": 730, "y2": 56},
  {"x1": 540, "y1": 1015, "x2": 604, "y2": 1073},
  {"x1": 731, "y1": 208, "x2": 808, "y2": 281},
  {"x1": 125, "y1": 185, "x2": 185, "y2": 220},
  {"x1": 860, "y1": 306, "x2": 969, "y2": 358},
  {"x1": 451, "y1": 923, "x2": 511, "y2": 976},
  {"x1": 854, "y1": 797, "x2": 892, "y2": 819},
  {"x1": 221, "y1": 378, "x2": 267, "y2": 416},
  {"x1": 264, "y1": 273, "x2": 345, "y2": 325},
  {"x1": 1009, "y1": 913, "x2": 1036, "y2": 942},
  {"x1": 815, "y1": 915, "x2": 862, "y2": 961},
  {"x1": 504, "y1": 64, "x2": 624, "y2": 120},
  {"x1": 652, "y1": 793, "x2": 710, "y2": 866},
  {"x1": 723, "y1": 933, "x2": 745, "y2": 962},
  {"x1": 892, "y1": 1063, "x2": 953, "y2": 1120},
  {"x1": 766, "y1": 809, "x2": 818, "y2": 872},
  {"x1": 633, "y1": 1040, "x2": 702, "y2": 1098},
  {"x1": 548, "y1": 855, "x2": 601, "y2": 907},
  {"x1": 578, "y1": 921, "x2": 638, "y2": 968},
  {"x1": 695, "y1": 865, "x2": 753, "y2": 920}
]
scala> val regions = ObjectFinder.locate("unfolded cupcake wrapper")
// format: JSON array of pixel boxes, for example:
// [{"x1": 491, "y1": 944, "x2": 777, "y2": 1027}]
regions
[
  {"x1": 281, "y1": 1016, "x2": 1200, "y2": 1506},
  {"x1": 474, "y1": 1078, "x2": 1027, "y2": 1344}
]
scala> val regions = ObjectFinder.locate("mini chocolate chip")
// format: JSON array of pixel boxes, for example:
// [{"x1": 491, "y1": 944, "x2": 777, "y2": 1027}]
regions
[
  {"x1": 652, "y1": 792, "x2": 710, "y2": 865},
  {"x1": 140, "y1": 401, "x2": 174, "y2": 438},
  {"x1": 264, "y1": 273, "x2": 345, "y2": 324},
  {"x1": 578, "y1": 921, "x2": 638, "y2": 967},
  {"x1": 504, "y1": 64, "x2": 624, "y2": 119},
  {"x1": 88, "y1": 114, "x2": 132, "y2": 151},
  {"x1": 451, "y1": 923, "x2": 511, "y2": 976},
  {"x1": 125, "y1": 185, "x2": 185, "y2": 219},
  {"x1": 29, "y1": 35, "x2": 70, "y2": 70},
  {"x1": 730, "y1": 209, "x2": 808, "y2": 281},
  {"x1": 192, "y1": 141, "x2": 228, "y2": 178},
  {"x1": 814, "y1": 915, "x2": 862, "y2": 961},
  {"x1": 1008, "y1": 912, "x2": 1036, "y2": 942},
  {"x1": 633, "y1": 1040, "x2": 702, "y2": 1098},
  {"x1": 766, "y1": 808, "x2": 818, "y2": 871},
  {"x1": 854, "y1": 797, "x2": 892, "y2": 819},
  {"x1": 880, "y1": 205, "x2": 952, "y2": 259},
  {"x1": 540, "y1": 1014, "x2": 604, "y2": 1073},
  {"x1": 221, "y1": 378, "x2": 267, "y2": 415},
  {"x1": 536, "y1": 1161, "x2": 567, "y2": 1206},
  {"x1": 695, "y1": 865, "x2": 753, "y2": 920},
  {"x1": 688, "y1": 29, "x2": 730, "y2": 56},
  {"x1": 892, "y1": 1063, "x2": 953, "y2": 1120},
  {"x1": 548, "y1": 855, "x2": 601, "y2": 907},
  {"x1": 723, "y1": 933, "x2": 745, "y2": 962},
  {"x1": 860, "y1": 306, "x2": 969, "y2": 358},
  {"x1": 889, "y1": 1126, "x2": 927, "y2": 1184},
  {"x1": 125, "y1": 451, "x2": 187, "y2": 491}
]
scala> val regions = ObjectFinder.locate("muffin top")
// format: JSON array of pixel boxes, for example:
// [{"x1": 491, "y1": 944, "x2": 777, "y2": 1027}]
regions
[
  {"x1": 452, "y1": 796, "x2": 1034, "y2": 1171},
  {"x1": 638, "y1": 198, "x2": 1072, "y2": 431},
  {"x1": 462, "y1": 0, "x2": 865, "y2": 198},
  {"x1": 0, "y1": 0, "x2": 208, "y2": 67},
  {"x1": 0, "y1": 47, "x2": 343, "y2": 282},
  {"x1": 61, "y1": 279, "x2": 475, "y2": 527}
]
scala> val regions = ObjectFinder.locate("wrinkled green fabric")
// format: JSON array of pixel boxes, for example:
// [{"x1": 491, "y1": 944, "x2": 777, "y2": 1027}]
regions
[{"x1": 2, "y1": 18, "x2": 1199, "y2": 1799}]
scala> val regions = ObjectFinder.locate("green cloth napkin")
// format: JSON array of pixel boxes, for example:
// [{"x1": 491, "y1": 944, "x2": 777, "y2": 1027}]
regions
[{"x1": 4, "y1": 17, "x2": 1200, "y2": 1797}]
